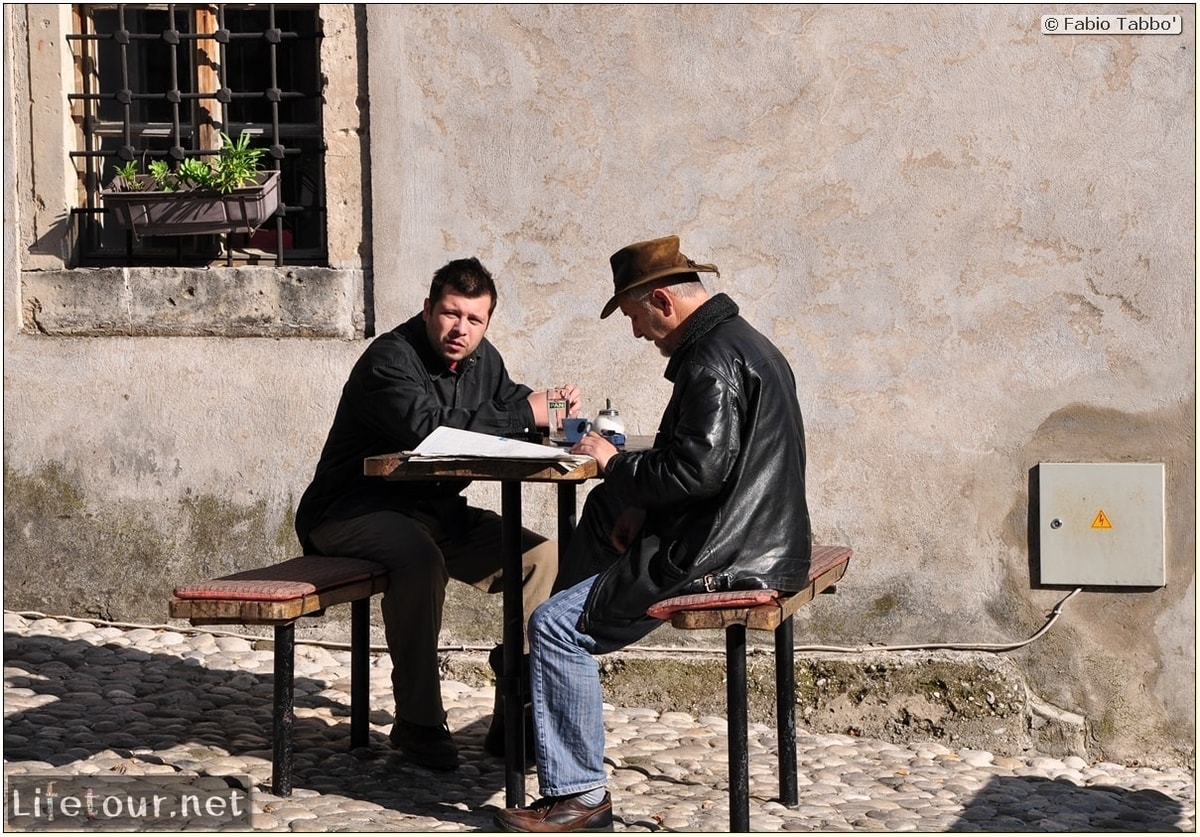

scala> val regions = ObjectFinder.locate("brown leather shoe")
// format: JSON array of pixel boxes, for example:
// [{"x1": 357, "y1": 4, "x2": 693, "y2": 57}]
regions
[{"x1": 493, "y1": 793, "x2": 613, "y2": 833}]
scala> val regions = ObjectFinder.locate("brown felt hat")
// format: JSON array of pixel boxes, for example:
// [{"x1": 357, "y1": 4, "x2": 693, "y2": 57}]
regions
[{"x1": 600, "y1": 235, "x2": 719, "y2": 319}]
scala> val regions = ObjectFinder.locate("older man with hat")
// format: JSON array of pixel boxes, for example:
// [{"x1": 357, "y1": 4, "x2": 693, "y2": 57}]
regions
[{"x1": 494, "y1": 236, "x2": 813, "y2": 832}]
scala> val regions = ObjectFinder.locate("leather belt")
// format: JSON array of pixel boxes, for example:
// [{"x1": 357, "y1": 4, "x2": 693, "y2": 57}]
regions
[{"x1": 684, "y1": 573, "x2": 733, "y2": 593}]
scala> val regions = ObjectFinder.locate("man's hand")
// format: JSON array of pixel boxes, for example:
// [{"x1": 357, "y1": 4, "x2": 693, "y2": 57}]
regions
[
  {"x1": 560, "y1": 384, "x2": 583, "y2": 417},
  {"x1": 610, "y1": 506, "x2": 646, "y2": 553},
  {"x1": 570, "y1": 430, "x2": 619, "y2": 472},
  {"x1": 528, "y1": 384, "x2": 584, "y2": 427}
]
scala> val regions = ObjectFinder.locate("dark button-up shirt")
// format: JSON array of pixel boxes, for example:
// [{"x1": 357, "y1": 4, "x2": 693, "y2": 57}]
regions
[{"x1": 295, "y1": 314, "x2": 535, "y2": 549}]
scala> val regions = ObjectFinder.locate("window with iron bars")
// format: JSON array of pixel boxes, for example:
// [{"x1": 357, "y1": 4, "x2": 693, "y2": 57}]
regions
[{"x1": 68, "y1": 3, "x2": 326, "y2": 267}]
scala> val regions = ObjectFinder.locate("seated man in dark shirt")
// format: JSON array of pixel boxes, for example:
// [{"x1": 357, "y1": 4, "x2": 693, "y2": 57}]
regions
[{"x1": 296, "y1": 257, "x2": 580, "y2": 770}]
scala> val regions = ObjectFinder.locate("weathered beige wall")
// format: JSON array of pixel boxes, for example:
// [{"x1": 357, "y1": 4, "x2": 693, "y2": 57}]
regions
[
  {"x1": 363, "y1": 4, "x2": 1195, "y2": 763},
  {"x1": 4, "y1": 5, "x2": 1194, "y2": 767}
]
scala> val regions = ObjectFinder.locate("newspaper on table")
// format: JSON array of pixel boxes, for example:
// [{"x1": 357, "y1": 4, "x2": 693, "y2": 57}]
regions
[{"x1": 410, "y1": 426, "x2": 592, "y2": 472}]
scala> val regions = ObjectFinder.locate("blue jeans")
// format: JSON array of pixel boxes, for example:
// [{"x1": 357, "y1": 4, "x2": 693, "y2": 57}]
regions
[{"x1": 528, "y1": 575, "x2": 660, "y2": 797}]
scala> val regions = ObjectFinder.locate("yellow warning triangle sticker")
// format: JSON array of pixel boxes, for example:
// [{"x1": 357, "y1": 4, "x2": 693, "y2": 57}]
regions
[{"x1": 1091, "y1": 510, "x2": 1113, "y2": 529}]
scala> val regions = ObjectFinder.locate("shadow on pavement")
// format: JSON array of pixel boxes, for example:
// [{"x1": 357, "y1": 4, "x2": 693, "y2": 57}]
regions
[
  {"x1": 949, "y1": 773, "x2": 1187, "y2": 832},
  {"x1": 3, "y1": 629, "x2": 515, "y2": 830}
]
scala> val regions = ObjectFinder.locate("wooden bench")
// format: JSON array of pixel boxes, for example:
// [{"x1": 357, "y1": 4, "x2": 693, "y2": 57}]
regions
[
  {"x1": 169, "y1": 555, "x2": 389, "y2": 797},
  {"x1": 647, "y1": 545, "x2": 853, "y2": 832}
]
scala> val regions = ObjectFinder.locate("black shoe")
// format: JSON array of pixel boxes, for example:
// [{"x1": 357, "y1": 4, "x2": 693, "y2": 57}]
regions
[
  {"x1": 494, "y1": 792, "x2": 614, "y2": 833},
  {"x1": 389, "y1": 719, "x2": 459, "y2": 771}
]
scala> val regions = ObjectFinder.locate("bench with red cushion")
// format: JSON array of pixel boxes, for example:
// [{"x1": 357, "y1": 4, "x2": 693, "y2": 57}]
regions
[
  {"x1": 169, "y1": 555, "x2": 389, "y2": 796},
  {"x1": 647, "y1": 545, "x2": 853, "y2": 832}
]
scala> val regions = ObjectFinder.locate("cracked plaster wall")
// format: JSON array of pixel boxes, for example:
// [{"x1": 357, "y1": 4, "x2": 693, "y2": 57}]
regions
[{"x1": 4, "y1": 5, "x2": 1195, "y2": 766}]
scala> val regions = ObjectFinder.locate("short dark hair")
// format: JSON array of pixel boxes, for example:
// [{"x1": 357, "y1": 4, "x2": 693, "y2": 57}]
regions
[{"x1": 429, "y1": 257, "x2": 498, "y2": 316}]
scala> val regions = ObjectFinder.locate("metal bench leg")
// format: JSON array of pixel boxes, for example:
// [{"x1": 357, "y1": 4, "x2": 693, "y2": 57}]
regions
[
  {"x1": 351, "y1": 597, "x2": 370, "y2": 748},
  {"x1": 775, "y1": 615, "x2": 799, "y2": 807},
  {"x1": 726, "y1": 623, "x2": 750, "y2": 832},
  {"x1": 501, "y1": 481, "x2": 526, "y2": 808},
  {"x1": 272, "y1": 622, "x2": 296, "y2": 797}
]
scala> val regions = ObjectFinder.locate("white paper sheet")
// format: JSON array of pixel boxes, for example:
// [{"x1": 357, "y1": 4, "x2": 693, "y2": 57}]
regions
[{"x1": 411, "y1": 426, "x2": 591, "y2": 465}]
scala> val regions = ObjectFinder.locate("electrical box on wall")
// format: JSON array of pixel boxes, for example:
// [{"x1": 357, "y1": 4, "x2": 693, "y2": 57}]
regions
[{"x1": 1037, "y1": 462, "x2": 1166, "y2": 587}]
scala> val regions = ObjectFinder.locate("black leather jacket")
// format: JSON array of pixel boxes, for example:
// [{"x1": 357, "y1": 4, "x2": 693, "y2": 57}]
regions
[
  {"x1": 579, "y1": 294, "x2": 812, "y2": 636},
  {"x1": 295, "y1": 314, "x2": 536, "y2": 549}
]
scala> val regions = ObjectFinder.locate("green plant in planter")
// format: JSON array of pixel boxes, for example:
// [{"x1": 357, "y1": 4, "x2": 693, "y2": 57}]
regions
[
  {"x1": 113, "y1": 160, "x2": 142, "y2": 189},
  {"x1": 174, "y1": 157, "x2": 217, "y2": 190},
  {"x1": 101, "y1": 130, "x2": 279, "y2": 237},
  {"x1": 111, "y1": 131, "x2": 268, "y2": 194},
  {"x1": 210, "y1": 130, "x2": 267, "y2": 192},
  {"x1": 147, "y1": 159, "x2": 173, "y2": 189}
]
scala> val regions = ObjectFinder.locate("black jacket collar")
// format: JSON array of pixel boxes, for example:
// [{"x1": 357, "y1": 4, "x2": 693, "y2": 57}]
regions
[{"x1": 664, "y1": 293, "x2": 740, "y2": 382}]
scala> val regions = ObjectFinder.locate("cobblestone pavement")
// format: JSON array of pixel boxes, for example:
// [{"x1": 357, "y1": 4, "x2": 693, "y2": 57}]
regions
[{"x1": 4, "y1": 611, "x2": 1194, "y2": 832}]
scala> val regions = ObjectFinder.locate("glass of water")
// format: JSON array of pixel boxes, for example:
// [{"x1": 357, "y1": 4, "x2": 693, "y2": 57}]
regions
[{"x1": 546, "y1": 388, "x2": 568, "y2": 442}]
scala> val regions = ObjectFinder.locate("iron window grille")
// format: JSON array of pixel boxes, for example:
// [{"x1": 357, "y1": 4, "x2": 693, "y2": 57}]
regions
[{"x1": 68, "y1": 3, "x2": 327, "y2": 267}]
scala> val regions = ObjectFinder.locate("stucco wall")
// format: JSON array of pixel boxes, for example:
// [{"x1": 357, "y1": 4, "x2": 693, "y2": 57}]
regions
[{"x1": 4, "y1": 4, "x2": 1195, "y2": 767}]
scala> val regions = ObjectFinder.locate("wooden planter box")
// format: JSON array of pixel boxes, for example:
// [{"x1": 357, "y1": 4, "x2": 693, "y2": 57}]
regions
[{"x1": 100, "y1": 171, "x2": 280, "y2": 237}]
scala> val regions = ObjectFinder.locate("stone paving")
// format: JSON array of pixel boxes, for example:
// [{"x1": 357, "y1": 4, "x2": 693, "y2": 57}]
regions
[{"x1": 3, "y1": 611, "x2": 1195, "y2": 832}]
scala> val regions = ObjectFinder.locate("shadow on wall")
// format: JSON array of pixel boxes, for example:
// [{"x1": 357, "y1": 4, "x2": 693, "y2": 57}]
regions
[{"x1": 948, "y1": 774, "x2": 1186, "y2": 832}]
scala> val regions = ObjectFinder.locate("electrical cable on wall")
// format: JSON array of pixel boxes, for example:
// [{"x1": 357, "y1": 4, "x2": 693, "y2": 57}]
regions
[
  {"x1": 8, "y1": 587, "x2": 1083, "y2": 657},
  {"x1": 784, "y1": 586, "x2": 1083, "y2": 654}
]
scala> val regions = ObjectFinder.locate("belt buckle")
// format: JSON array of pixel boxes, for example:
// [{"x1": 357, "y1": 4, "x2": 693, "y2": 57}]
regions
[{"x1": 701, "y1": 574, "x2": 719, "y2": 593}]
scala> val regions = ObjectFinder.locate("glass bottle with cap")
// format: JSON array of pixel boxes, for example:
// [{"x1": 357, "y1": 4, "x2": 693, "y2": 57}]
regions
[{"x1": 593, "y1": 398, "x2": 624, "y2": 436}]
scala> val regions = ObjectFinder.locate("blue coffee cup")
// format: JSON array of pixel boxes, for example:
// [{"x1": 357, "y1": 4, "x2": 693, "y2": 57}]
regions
[{"x1": 564, "y1": 417, "x2": 593, "y2": 443}]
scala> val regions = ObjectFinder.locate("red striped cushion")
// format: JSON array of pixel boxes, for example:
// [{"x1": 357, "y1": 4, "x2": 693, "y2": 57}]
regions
[
  {"x1": 647, "y1": 590, "x2": 780, "y2": 620},
  {"x1": 173, "y1": 555, "x2": 386, "y2": 601}
]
